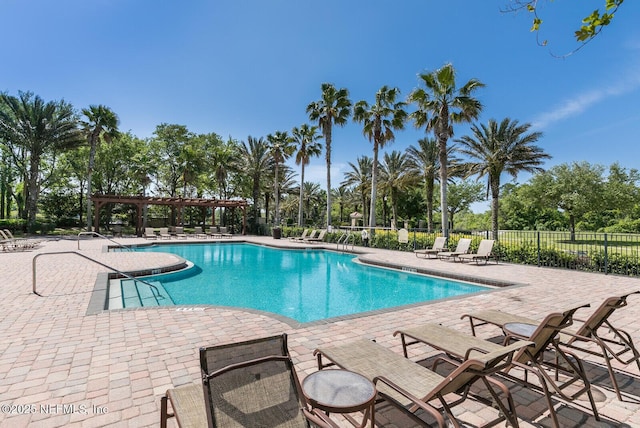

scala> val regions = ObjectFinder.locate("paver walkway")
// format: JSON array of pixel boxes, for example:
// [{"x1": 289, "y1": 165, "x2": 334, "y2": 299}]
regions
[{"x1": 1, "y1": 235, "x2": 640, "y2": 427}]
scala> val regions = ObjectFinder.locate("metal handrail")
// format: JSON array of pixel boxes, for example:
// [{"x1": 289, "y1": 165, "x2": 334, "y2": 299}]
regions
[
  {"x1": 77, "y1": 231, "x2": 133, "y2": 251},
  {"x1": 32, "y1": 251, "x2": 163, "y2": 300}
]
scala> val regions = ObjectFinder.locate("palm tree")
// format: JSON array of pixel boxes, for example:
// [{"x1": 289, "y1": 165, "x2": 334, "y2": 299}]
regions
[
  {"x1": 292, "y1": 124, "x2": 322, "y2": 226},
  {"x1": 407, "y1": 138, "x2": 462, "y2": 231},
  {"x1": 407, "y1": 137, "x2": 438, "y2": 232},
  {"x1": 341, "y1": 156, "x2": 372, "y2": 224},
  {"x1": 0, "y1": 92, "x2": 83, "y2": 230},
  {"x1": 408, "y1": 63, "x2": 485, "y2": 237},
  {"x1": 456, "y1": 118, "x2": 549, "y2": 239},
  {"x1": 81, "y1": 105, "x2": 120, "y2": 231},
  {"x1": 353, "y1": 86, "x2": 407, "y2": 228},
  {"x1": 380, "y1": 150, "x2": 417, "y2": 227},
  {"x1": 306, "y1": 83, "x2": 352, "y2": 228},
  {"x1": 331, "y1": 185, "x2": 350, "y2": 224},
  {"x1": 266, "y1": 131, "x2": 295, "y2": 226},
  {"x1": 237, "y1": 136, "x2": 271, "y2": 231}
]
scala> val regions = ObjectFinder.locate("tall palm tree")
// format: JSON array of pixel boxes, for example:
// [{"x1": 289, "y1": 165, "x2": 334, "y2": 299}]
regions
[
  {"x1": 341, "y1": 156, "x2": 372, "y2": 224},
  {"x1": 353, "y1": 86, "x2": 407, "y2": 228},
  {"x1": 266, "y1": 131, "x2": 295, "y2": 226},
  {"x1": 306, "y1": 83, "x2": 352, "y2": 228},
  {"x1": 81, "y1": 105, "x2": 120, "y2": 231},
  {"x1": 407, "y1": 137, "x2": 438, "y2": 232},
  {"x1": 408, "y1": 63, "x2": 485, "y2": 237},
  {"x1": 331, "y1": 184, "x2": 350, "y2": 224},
  {"x1": 0, "y1": 92, "x2": 83, "y2": 230},
  {"x1": 380, "y1": 150, "x2": 417, "y2": 226},
  {"x1": 407, "y1": 138, "x2": 461, "y2": 231},
  {"x1": 292, "y1": 124, "x2": 322, "y2": 226},
  {"x1": 237, "y1": 136, "x2": 271, "y2": 231},
  {"x1": 456, "y1": 118, "x2": 549, "y2": 239}
]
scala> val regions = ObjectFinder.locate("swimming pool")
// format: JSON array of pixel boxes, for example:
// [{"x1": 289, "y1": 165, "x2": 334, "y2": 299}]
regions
[{"x1": 118, "y1": 243, "x2": 487, "y2": 323}]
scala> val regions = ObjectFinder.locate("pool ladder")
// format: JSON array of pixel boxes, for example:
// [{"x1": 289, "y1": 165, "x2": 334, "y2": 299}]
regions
[{"x1": 336, "y1": 232, "x2": 355, "y2": 252}]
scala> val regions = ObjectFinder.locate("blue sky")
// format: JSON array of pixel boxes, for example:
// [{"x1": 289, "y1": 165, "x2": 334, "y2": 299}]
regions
[{"x1": 2, "y1": 1, "x2": 639, "y2": 212}]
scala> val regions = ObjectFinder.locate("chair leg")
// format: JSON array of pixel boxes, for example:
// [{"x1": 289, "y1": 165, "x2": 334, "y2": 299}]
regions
[{"x1": 160, "y1": 395, "x2": 169, "y2": 428}]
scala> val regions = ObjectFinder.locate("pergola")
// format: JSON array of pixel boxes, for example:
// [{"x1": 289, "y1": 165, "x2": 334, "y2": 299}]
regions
[{"x1": 90, "y1": 194, "x2": 249, "y2": 236}]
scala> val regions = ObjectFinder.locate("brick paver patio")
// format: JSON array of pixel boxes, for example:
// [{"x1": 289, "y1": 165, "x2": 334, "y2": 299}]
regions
[{"x1": 1, "y1": 235, "x2": 640, "y2": 427}]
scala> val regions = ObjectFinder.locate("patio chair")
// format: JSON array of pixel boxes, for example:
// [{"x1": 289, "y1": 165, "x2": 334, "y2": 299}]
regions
[
  {"x1": 304, "y1": 229, "x2": 326, "y2": 243},
  {"x1": 174, "y1": 227, "x2": 188, "y2": 239},
  {"x1": 207, "y1": 227, "x2": 222, "y2": 238},
  {"x1": 314, "y1": 337, "x2": 532, "y2": 428},
  {"x1": 458, "y1": 304, "x2": 601, "y2": 427},
  {"x1": 219, "y1": 226, "x2": 232, "y2": 238},
  {"x1": 143, "y1": 227, "x2": 157, "y2": 239},
  {"x1": 192, "y1": 226, "x2": 207, "y2": 239},
  {"x1": 159, "y1": 227, "x2": 172, "y2": 239},
  {"x1": 456, "y1": 239, "x2": 496, "y2": 264},
  {"x1": 436, "y1": 238, "x2": 472, "y2": 261},
  {"x1": 414, "y1": 236, "x2": 447, "y2": 259},
  {"x1": 289, "y1": 229, "x2": 310, "y2": 242},
  {"x1": 463, "y1": 291, "x2": 640, "y2": 401},
  {"x1": 161, "y1": 334, "x2": 337, "y2": 428},
  {"x1": 1, "y1": 229, "x2": 41, "y2": 250}
]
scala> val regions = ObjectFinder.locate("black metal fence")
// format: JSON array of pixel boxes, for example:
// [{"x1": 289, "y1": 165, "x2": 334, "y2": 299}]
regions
[{"x1": 298, "y1": 227, "x2": 640, "y2": 277}]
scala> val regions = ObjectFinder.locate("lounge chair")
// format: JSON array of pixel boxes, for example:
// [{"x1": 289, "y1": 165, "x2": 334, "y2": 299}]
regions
[
  {"x1": 437, "y1": 238, "x2": 472, "y2": 261},
  {"x1": 456, "y1": 239, "x2": 495, "y2": 264},
  {"x1": 159, "y1": 227, "x2": 172, "y2": 240},
  {"x1": 219, "y1": 226, "x2": 232, "y2": 238},
  {"x1": 192, "y1": 226, "x2": 207, "y2": 239},
  {"x1": 463, "y1": 291, "x2": 640, "y2": 401},
  {"x1": 160, "y1": 334, "x2": 337, "y2": 428},
  {"x1": 458, "y1": 304, "x2": 601, "y2": 427},
  {"x1": 174, "y1": 227, "x2": 188, "y2": 239},
  {"x1": 314, "y1": 337, "x2": 532, "y2": 428},
  {"x1": 207, "y1": 227, "x2": 222, "y2": 238},
  {"x1": 1, "y1": 229, "x2": 41, "y2": 250},
  {"x1": 304, "y1": 229, "x2": 326, "y2": 243},
  {"x1": 289, "y1": 228, "x2": 310, "y2": 241},
  {"x1": 143, "y1": 227, "x2": 157, "y2": 240},
  {"x1": 414, "y1": 236, "x2": 447, "y2": 259}
]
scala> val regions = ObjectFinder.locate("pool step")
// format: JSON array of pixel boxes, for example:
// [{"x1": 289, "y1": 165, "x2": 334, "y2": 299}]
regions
[{"x1": 121, "y1": 280, "x2": 173, "y2": 308}]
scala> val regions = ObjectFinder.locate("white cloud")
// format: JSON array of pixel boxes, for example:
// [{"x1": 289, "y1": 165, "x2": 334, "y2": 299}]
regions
[{"x1": 532, "y1": 64, "x2": 640, "y2": 129}]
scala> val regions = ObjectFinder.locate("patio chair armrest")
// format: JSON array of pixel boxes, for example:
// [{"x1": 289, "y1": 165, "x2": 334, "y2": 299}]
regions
[
  {"x1": 302, "y1": 407, "x2": 342, "y2": 428},
  {"x1": 372, "y1": 376, "x2": 446, "y2": 428}
]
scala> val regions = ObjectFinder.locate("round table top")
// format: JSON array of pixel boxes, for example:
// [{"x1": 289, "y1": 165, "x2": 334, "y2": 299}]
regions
[
  {"x1": 302, "y1": 369, "x2": 376, "y2": 411},
  {"x1": 504, "y1": 322, "x2": 537, "y2": 338}
]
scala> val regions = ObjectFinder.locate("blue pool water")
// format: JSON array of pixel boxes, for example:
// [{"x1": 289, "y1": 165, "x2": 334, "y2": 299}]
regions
[{"x1": 124, "y1": 243, "x2": 486, "y2": 322}]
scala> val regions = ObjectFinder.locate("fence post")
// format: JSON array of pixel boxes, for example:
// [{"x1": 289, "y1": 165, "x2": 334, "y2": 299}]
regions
[
  {"x1": 604, "y1": 233, "x2": 608, "y2": 275},
  {"x1": 537, "y1": 231, "x2": 541, "y2": 267}
]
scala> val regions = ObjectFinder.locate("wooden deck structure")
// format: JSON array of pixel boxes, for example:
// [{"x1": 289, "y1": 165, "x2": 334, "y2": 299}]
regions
[{"x1": 90, "y1": 194, "x2": 249, "y2": 236}]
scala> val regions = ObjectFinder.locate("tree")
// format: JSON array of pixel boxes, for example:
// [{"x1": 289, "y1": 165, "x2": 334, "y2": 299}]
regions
[
  {"x1": 529, "y1": 162, "x2": 606, "y2": 240},
  {"x1": 408, "y1": 63, "x2": 485, "y2": 238},
  {"x1": 353, "y1": 86, "x2": 407, "y2": 228},
  {"x1": 456, "y1": 118, "x2": 549, "y2": 240},
  {"x1": 0, "y1": 91, "x2": 83, "y2": 230},
  {"x1": 237, "y1": 136, "x2": 270, "y2": 231},
  {"x1": 407, "y1": 137, "x2": 439, "y2": 232},
  {"x1": 505, "y1": 0, "x2": 624, "y2": 55},
  {"x1": 446, "y1": 180, "x2": 485, "y2": 230},
  {"x1": 81, "y1": 105, "x2": 120, "y2": 231},
  {"x1": 292, "y1": 124, "x2": 322, "y2": 226},
  {"x1": 342, "y1": 156, "x2": 372, "y2": 224},
  {"x1": 307, "y1": 83, "x2": 352, "y2": 228},
  {"x1": 266, "y1": 131, "x2": 295, "y2": 226},
  {"x1": 379, "y1": 150, "x2": 417, "y2": 227}
]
